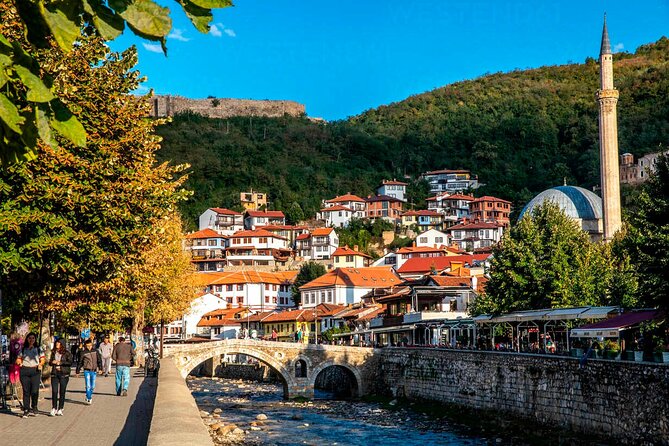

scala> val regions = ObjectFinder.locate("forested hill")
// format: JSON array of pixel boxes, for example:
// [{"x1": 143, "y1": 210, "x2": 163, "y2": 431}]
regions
[{"x1": 156, "y1": 38, "x2": 669, "y2": 228}]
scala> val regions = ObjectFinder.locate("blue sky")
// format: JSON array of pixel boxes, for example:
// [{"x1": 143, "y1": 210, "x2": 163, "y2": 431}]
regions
[{"x1": 110, "y1": 0, "x2": 669, "y2": 121}]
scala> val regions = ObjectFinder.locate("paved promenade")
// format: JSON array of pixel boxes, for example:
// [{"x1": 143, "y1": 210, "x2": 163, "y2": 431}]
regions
[{"x1": 0, "y1": 368, "x2": 156, "y2": 446}]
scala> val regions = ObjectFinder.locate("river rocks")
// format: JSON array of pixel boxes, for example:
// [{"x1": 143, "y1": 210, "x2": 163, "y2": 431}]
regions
[
  {"x1": 213, "y1": 408, "x2": 223, "y2": 414},
  {"x1": 216, "y1": 424, "x2": 238, "y2": 435},
  {"x1": 249, "y1": 426, "x2": 261, "y2": 431},
  {"x1": 255, "y1": 413, "x2": 268, "y2": 421},
  {"x1": 290, "y1": 413, "x2": 304, "y2": 420},
  {"x1": 199, "y1": 410, "x2": 209, "y2": 417}
]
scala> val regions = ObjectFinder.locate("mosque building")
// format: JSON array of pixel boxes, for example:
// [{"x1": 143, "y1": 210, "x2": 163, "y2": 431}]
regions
[{"x1": 519, "y1": 16, "x2": 621, "y2": 242}]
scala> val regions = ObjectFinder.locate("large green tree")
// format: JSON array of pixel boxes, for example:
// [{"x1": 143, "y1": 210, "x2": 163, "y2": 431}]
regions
[
  {"x1": 0, "y1": 17, "x2": 189, "y2": 330},
  {"x1": 626, "y1": 154, "x2": 669, "y2": 311},
  {"x1": 471, "y1": 202, "x2": 634, "y2": 315}
]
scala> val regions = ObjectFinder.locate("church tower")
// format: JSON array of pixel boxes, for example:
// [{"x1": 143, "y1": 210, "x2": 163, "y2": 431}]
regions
[{"x1": 596, "y1": 15, "x2": 622, "y2": 241}]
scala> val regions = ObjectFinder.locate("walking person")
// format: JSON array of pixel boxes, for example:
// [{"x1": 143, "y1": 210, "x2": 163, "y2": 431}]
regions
[
  {"x1": 17, "y1": 332, "x2": 45, "y2": 418},
  {"x1": 271, "y1": 329, "x2": 278, "y2": 341},
  {"x1": 48, "y1": 339, "x2": 72, "y2": 416},
  {"x1": 112, "y1": 337, "x2": 135, "y2": 397},
  {"x1": 99, "y1": 335, "x2": 113, "y2": 377},
  {"x1": 76, "y1": 339, "x2": 102, "y2": 404}
]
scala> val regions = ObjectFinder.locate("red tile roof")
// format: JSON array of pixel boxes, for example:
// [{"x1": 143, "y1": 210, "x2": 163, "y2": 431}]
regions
[
  {"x1": 257, "y1": 225, "x2": 307, "y2": 231},
  {"x1": 246, "y1": 210, "x2": 286, "y2": 218},
  {"x1": 311, "y1": 228, "x2": 334, "y2": 236},
  {"x1": 396, "y1": 246, "x2": 448, "y2": 254},
  {"x1": 365, "y1": 194, "x2": 404, "y2": 203},
  {"x1": 207, "y1": 270, "x2": 298, "y2": 286},
  {"x1": 185, "y1": 228, "x2": 224, "y2": 239},
  {"x1": 397, "y1": 254, "x2": 490, "y2": 274},
  {"x1": 470, "y1": 196, "x2": 511, "y2": 204},
  {"x1": 326, "y1": 194, "x2": 366, "y2": 203},
  {"x1": 210, "y1": 208, "x2": 242, "y2": 216},
  {"x1": 428, "y1": 275, "x2": 473, "y2": 287},
  {"x1": 300, "y1": 266, "x2": 400, "y2": 290},
  {"x1": 380, "y1": 179, "x2": 408, "y2": 186},
  {"x1": 320, "y1": 205, "x2": 354, "y2": 212},
  {"x1": 296, "y1": 233, "x2": 311, "y2": 240},
  {"x1": 332, "y1": 246, "x2": 371, "y2": 258}
]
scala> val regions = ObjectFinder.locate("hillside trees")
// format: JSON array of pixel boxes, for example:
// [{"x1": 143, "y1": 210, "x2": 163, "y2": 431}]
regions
[
  {"x1": 471, "y1": 202, "x2": 635, "y2": 315},
  {"x1": 626, "y1": 154, "x2": 669, "y2": 311},
  {"x1": 0, "y1": 25, "x2": 190, "y2": 331},
  {"x1": 156, "y1": 39, "x2": 669, "y2": 226}
]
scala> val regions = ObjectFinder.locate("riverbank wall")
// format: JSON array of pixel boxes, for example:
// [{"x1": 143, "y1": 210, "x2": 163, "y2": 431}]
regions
[
  {"x1": 375, "y1": 348, "x2": 669, "y2": 445},
  {"x1": 148, "y1": 358, "x2": 213, "y2": 446}
]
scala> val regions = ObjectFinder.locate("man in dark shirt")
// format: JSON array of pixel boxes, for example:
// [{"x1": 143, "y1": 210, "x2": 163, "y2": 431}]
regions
[
  {"x1": 76, "y1": 339, "x2": 102, "y2": 404},
  {"x1": 112, "y1": 337, "x2": 135, "y2": 397}
]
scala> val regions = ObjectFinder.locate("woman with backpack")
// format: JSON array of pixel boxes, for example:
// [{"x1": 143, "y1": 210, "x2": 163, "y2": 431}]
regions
[{"x1": 49, "y1": 339, "x2": 73, "y2": 416}]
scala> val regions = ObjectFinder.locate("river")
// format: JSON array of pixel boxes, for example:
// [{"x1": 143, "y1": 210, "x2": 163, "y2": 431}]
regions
[{"x1": 187, "y1": 377, "x2": 603, "y2": 446}]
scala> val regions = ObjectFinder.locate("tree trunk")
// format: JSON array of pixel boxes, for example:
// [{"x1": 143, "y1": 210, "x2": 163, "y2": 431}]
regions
[
  {"x1": 159, "y1": 320, "x2": 164, "y2": 358},
  {"x1": 39, "y1": 315, "x2": 52, "y2": 387},
  {"x1": 132, "y1": 315, "x2": 145, "y2": 368}
]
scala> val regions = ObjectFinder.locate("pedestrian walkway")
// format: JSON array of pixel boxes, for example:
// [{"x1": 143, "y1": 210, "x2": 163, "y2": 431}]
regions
[{"x1": 0, "y1": 368, "x2": 156, "y2": 446}]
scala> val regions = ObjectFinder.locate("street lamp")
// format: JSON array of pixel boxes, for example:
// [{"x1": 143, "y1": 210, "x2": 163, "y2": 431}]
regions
[{"x1": 313, "y1": 306, "x2": 318, "y2": 345}]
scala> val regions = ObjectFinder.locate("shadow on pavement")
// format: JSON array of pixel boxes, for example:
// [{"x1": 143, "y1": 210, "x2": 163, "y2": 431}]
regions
[{"x1": 113, "y1": 373, "x2": 157, "y2": 446}]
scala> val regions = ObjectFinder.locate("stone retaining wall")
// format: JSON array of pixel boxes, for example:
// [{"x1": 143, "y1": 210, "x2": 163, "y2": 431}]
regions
[
  {"x1": 148, "y1": 358, "x2": 213, "y2": 446},
  {"x1": 215, "y1": 363, "x2": 269, "y2": 382},
  {"x1": 376, "y1": 348, "x2": 669, "y2": 445}
]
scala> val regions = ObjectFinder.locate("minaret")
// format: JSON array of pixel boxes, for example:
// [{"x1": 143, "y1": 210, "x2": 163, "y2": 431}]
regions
[{"x1": 596, "y1": 15, "x2": 622, "y2": 241}]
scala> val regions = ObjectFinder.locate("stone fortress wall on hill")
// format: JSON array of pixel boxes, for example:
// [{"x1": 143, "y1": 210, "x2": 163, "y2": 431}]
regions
[{"x1": 151, "y1": 95, "x2": 305, "y2": 119}]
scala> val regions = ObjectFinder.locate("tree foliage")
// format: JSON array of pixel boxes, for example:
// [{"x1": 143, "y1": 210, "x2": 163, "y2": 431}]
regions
[
  {"x1": 626, "y1": 154, "x2": 669, "y2": 311},
  {"x1": 471, "y1": 202, "x2": 635, "y2": 315},
  {"x1": 0, "y1": 26, "x2": 190, "y2": 330},
  {"x1": 156, "y1": 38, "x2": 669, "y2": 227},
  {"x1": 0, "y1": 0, "x2": 231, "y2": 163},
  {"x1": 291, "y1": 262, "x2": 327, "y2": 307}
]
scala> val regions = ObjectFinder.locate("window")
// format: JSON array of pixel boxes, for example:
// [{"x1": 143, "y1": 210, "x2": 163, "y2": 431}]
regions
[
  {"x1": 237, "y1": 296, "x2": 243, "y2": 304},
  {"x1": 226, "y1": 296, "x2": 232, "y2": 303},
  {"x1": 321, "y1": 292, "x2": 325, "y2": 302},
  {"x1": 244, "y1": 237, "x2": 251, "y2": 244},
  {"x1": 272, "y1": 284, "x2": 277, "y2": 291},
  {"x1": 327, "y1": 291, "x2": 333, "y2": 302},
  {"x1": 334, "y1": 257, "x2": 339, "y2": 263},
  {"x1": 435, "y1": 237, "x2": 443, "y2": 243},
  {"x1": 208, "y1": 240, "x2": 217, "y2": 246},
  {"x1": 216, "y1": 285, "x2": 223, "y2": 292},
  {"x1": 265, "y1": 284, "x2": 270, "y2": 290},
  {"x1": 272, "y1": 296, "x2": 277, "y2": 303},
  {"x1": 259, "y1": 237, "x2": 268, "y2": 243},
  {"x1": 237, "y1": 284, "x2": 243, "y2": 291},
  {"x1": 419, "y1": 237, "x2": 428, "y2": 243},
  {"x1": 226, "y1": 284, "x2": 233, "y2": 291},
  {"x1": 338, "y1": 211, "x2": 342, "y2": 217},
  {"x1": 346, "y1": 255, "x2": 353, "y2": 262},
  {"x1": 265, "y1": 296, "x2": 270, "y2": 303}
]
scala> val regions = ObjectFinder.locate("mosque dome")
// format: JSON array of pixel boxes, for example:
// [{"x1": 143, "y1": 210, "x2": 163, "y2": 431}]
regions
[{"x1": 519, "y1": 186, "x2": 603, "y2": 221}]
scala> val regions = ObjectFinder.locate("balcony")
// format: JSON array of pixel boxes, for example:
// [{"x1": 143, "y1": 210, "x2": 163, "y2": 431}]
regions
[
  {"x1": 403, "y1": 311, "x2": 468, "y2": 324},
  {"x1": 369, "y1": 315, "x2": 403, "y2": 328}
]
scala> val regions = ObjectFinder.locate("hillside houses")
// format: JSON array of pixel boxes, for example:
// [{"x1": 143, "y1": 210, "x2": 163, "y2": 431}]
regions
[
  {"x1": 245, "y1": 210, "x2": 286, "y2": 230},
  {"x1": 421, "y1": 169, "x2": 479, "y2": 194},
  {"x1": 226, "y1": 229, "x2": 292, "y2": 267},
  {"x1": 201, "y1": 270, "x2": 297, "y2": 310},
  {"x1": 376, "y1": 179, "x2": 408, "y2": 202},
  {"x1": 296, "y1": 227, "x2": 338, "y2": 260},
  {"x1": 198, "y1": 208, "x2": 244, "y2": 235}
]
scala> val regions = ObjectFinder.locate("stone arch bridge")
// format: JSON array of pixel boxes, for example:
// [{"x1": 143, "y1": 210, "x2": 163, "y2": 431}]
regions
[{"x1": 163, "y1": 339, "x2": 378, "y2": 399}]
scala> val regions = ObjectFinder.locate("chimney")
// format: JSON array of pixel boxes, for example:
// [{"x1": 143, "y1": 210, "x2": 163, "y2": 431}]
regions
[{"x1": 353, "y1": 245, "x2": 359, "y2": 252}]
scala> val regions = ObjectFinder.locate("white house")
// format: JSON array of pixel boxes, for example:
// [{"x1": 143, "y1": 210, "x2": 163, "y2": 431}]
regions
[
  {"x1": 421, "y1": 169, "x2": 479, "y2": 194},
  {"x1": 244, "y1": 210, "x2": 286, "y2": 230},
  {"x1": 198, "y1": 208, "x2": 244, "y2": 235},
  {"x1": 426, "y1": 193, "x2": 473, "y2": 225},
  {"x1": 318, "y1": 205, "x2": 362, "y2": 228},
  {"x1": 376, "y1": 179, "x2": 408, "y2": 202},
  {"x1": 322, "y1": 193, "x2": 367, "y2": 213},
  {"x1": 295, "y1": 228, "x2": 338, "y2": 260},
  {"x1": 197, "y1": 307, "x2": 249, "y2": 340},
  {"x1": 226, "y1": 229, "x2": 291, "y2": 267},
  {"x1": 203, "y1": 270, "x2": 297, "y2": 311},
  {"x1": 299, "y1": 266, "x2": 401, "y2": 308},
  {"x1": 154, "y1": 292, "x2": 227, "y2": 341},
  {"x1": 445, "y1": 221, "x2": 504, "y2": 251},
  {"x1": 415, "y1": 229, "x2": 449, "y2": 248},
  {"x1": 185, "y1": 228, "x2": 228, "y2": 272}
]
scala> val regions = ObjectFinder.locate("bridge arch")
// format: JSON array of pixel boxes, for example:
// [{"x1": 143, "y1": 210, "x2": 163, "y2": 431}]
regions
[
  {"x1": 309, "y1": 359, "x2": 363, "y2": 398},
  {"x1": 179, "y1": 346, "x2": 296, "y2": 398}
]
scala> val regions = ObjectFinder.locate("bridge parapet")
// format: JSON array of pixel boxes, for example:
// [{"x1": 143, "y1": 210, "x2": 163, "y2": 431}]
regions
[{"x1": 164, "y1": 340, "x2": 377, "y2": 399}]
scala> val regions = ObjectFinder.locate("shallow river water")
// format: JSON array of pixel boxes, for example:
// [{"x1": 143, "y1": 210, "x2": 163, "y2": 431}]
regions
[{"x1": 188, "y1": 378, "x2": 600, "y2": 446}]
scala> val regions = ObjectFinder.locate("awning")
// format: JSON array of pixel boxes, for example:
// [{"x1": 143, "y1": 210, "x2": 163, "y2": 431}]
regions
[
  {"x1": 370, "y1": 325, "x2": 417, "y2": 335},
  {"x1": 571, "y1": 310, "x2": 664, "y2": 338},
  {"x1": 475, "y1": 306, "x2": 621, "y2": 324}
]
